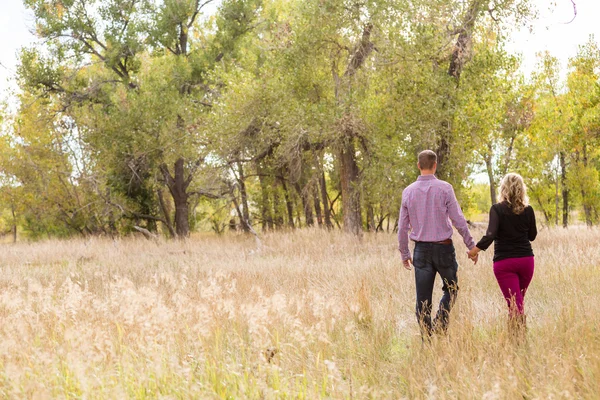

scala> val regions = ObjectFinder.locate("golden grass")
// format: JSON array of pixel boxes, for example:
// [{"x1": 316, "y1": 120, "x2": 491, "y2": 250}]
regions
[{"x1": 0, "y1": 227, "x2": 598, "y2": 398}]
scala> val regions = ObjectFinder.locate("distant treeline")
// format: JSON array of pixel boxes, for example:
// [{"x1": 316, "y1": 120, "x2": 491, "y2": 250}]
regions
[{"x1": 0, "y1": 0, "x2": 598, "y2": 239}]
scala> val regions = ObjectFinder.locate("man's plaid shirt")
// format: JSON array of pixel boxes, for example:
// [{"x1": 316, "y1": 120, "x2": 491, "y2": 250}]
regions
[{"x1": 398, "y1": 174, "x2": 475, "y2": 261}]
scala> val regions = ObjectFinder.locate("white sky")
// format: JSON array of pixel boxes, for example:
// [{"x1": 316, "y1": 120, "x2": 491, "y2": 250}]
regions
[
  {"x1": 0, "y1": 0, "x2": 37, "y2": 100},
  {"x1": 507, "y1": 0, "x2": 600, "y2": 76},
  {"x1": 1, "y1": 0, "x2": 599, "y2": 101}
]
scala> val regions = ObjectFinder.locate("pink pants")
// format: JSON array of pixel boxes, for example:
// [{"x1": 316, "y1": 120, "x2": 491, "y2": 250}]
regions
[{"x1": 493, "y1": 256, "x2": 535, "y2": 315}]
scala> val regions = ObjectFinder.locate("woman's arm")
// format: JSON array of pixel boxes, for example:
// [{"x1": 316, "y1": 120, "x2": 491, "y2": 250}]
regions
[
  {"x1": 528, "y1": 206, "x2": 537, "y2": 241},
  {"x1": 476, "y1": 205, "x2": 500, "y2": 251},
  {"x1": 467, "y1": 205, "x2": 499, "y2": 261}
]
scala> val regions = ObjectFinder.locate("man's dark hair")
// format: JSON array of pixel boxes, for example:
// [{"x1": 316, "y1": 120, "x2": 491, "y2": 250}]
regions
[{"x1": 418, "y1": 150, "x2": 437, "y2": 170}]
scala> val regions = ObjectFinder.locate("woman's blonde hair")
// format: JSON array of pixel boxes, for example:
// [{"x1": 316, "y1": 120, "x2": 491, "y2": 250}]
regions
[{"x1": 498, "y1": 173, "x2": 529, "y2": 214}]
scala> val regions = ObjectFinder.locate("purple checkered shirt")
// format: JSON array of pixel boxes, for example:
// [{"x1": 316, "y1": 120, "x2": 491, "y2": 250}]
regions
[{"x1": 398, "y1": 174, "x2": 475, "y2": 261}]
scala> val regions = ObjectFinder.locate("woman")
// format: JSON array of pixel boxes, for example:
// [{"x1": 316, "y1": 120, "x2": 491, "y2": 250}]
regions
[{"x1": 467, "y1": 173, "x2": 537, "y2": 332}]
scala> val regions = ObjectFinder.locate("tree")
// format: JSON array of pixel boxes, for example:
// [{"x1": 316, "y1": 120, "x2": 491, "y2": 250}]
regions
[{"x1": 18, "y1": 0, "x2": 262, "y2": 238}]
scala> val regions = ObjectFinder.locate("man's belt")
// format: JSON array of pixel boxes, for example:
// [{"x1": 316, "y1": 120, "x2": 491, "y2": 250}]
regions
[{"x1": 415, "y1": 239, "x2": 452, "y2": 245}]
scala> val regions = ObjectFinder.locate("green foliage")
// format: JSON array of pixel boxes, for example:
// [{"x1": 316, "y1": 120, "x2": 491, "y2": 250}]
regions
[{"x1": 2, "y1": 0, "x2": 600, "y2": 239}]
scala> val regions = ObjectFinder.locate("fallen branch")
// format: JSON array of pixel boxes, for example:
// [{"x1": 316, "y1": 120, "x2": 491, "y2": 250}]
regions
[{"x1": 134, "y1": 225, "x2": 159, "y2": 240}]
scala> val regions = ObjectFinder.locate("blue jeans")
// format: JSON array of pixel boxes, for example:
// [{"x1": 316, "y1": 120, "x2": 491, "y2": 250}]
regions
[{"x1": 413, "y1": 242, "x2": 459, "y2": 336}]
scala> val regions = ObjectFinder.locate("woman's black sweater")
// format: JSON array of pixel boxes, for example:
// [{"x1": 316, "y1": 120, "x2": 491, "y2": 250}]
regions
[{"x1": 476, "y1": 202, "x2": 537, "y2": 262}]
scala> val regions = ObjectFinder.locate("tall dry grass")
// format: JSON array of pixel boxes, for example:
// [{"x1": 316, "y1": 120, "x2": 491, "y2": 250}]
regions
[{"x1": 0, "y1": 227, "x2": 598, "y2": 398}]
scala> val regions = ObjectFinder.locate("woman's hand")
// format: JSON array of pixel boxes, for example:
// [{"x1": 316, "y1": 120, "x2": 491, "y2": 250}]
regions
[{"x1": 467, "y1": 247, "x2": 481, "y2": 264}]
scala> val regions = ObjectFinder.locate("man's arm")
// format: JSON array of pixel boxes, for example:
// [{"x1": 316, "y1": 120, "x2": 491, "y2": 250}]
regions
[
  {"x1": 446, "y1": 186, "x2": 475, "y2": 250},
  {"x1": 398, "y1": 195, "x2": 412, "y2": 263}
]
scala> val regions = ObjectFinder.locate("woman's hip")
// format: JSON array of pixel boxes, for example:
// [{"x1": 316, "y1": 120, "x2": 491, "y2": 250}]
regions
[{"x1": 493, "y1": 256, "x2": 535, "y2": 274}]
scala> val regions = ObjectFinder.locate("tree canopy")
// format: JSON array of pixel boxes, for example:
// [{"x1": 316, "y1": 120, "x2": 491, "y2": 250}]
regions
[{"x1": 1, "y1": 0, "x2": 599, "y2": 240}]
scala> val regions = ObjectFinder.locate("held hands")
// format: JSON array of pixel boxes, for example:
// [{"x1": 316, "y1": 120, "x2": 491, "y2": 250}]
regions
[
  {"x1": 467, "y1": 247, "x2": 480, "y2": 265},
  {"x1": 402, "y1": 258, "x2": 413, "y2": 271}
]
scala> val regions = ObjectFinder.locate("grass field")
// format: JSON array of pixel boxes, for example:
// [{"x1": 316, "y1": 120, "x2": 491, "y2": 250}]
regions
[{"x1": 0, "y1": 227, "x2": 598, "y2": 398}]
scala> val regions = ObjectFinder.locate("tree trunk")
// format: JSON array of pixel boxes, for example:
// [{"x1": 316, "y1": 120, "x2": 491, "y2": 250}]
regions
[
  {"x1": 437, "y1": 0, "x2": 483, "y2": 180},
  {"x1": 560, "y1": 151, "x2": 569, "y2": 228},
  {"x1": 501, "y1": 135, "x2": 516, "y2": 177},
  {"x1": 231, "y1": 188, "x2": 252, "y2": 233},
  {"x1": 533, "y1": 192, "x2": 551, "y2": 224},
  {"x1": 237, "y1": 163, "x2": 251, "y2": 232},
  {"x1": 295, "y1": 196, "x2": 302, "y2": 228},
  {"x1": 582, "y1": 193, "x2": 593, "y2": 227},
  {"x1": 280, "y1": 176, "x2": 295, "y2": 229},
  {"x1": 332, "y1": 23, "x2": 373, "y2": 235},
  {"x1": 448, "y1": 0, "x2": 482, "y2": 80},
  {"x1": 258, "y1": 171, "x2": 273, "y2": 231},
  {"x1": 555, "y1": 157, "x2": 560, "y2": 227},
  {"x1": 157, "y1": 188, "x2": 176, "y2": 238},
  {"x1": 484, "y1": 150, "x2": 496, "y2": 206},
  {"x1": 366, "y1": 202, "x2": 375, "y2": 231},
  {"x1": 376, "y1": 213, "x2": 389, "y2": 233},
  {"x1": 435, "y1": 136, "x2": 451, "y2": 182},
  {"x1": 174, "y1": 196, "x2": 189, "y2": 237},
  {"x1": 273, "y1": 181, "x2": 284, "y2": 229},
  {"x1": 11, "y1": 203, "x2": 17, "y2": 243},
  {"x1": 319, "y1": 166, "x2": 333, "y2": 229},
  {"x1": 313, "y1": 183, "x2": 323, "y2": 226},
  {"x1": 581, "y1": 146, "x2": 593, "y2": 227},
  {"x1": 295, "y1": 182, "x2": 314, "y2": 227},
  {"x1": 160, "y1": 158, "x2": 191, "y2": 238},
  {"x1": 340, "y1": 139, "x2": 362, "y2": 235}
]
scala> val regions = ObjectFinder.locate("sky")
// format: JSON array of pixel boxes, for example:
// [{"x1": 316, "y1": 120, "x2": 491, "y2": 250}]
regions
[{"x1": 1, "y1": 0, "x2": 600, "y2": 101}]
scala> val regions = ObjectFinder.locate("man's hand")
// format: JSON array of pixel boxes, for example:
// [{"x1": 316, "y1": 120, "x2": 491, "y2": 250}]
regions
[
  {"x1": 470, "y1": 253, "x2": 479, "y2": 265},
  {"x1": 467, "y1": 247, "x2": 480, "y2": 265},
  {"x1": 402, "y1": 258, "x2": 413, "y2": 270}
]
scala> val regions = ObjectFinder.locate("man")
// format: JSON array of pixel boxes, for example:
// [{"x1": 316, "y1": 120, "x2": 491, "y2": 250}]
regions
[{"x1": 398, "y1": 150, "x2": 477, "y2": 337}]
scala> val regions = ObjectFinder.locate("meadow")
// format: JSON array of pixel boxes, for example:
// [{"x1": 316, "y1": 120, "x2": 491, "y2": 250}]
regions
[{"x1": 0, "y1": 227, "x2": 598, "y2": 399}]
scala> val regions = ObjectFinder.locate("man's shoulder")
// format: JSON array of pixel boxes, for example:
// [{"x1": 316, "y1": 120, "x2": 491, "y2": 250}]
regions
[
  {"x1": 402, "y1": 181, "x2": 418, "y2": 194},
  {"x1": 432, "y1": 178, "x2": 453, "y2": 191},
  {"x1": 403, "y1": 177, "x2": 453, "y2": 192}
]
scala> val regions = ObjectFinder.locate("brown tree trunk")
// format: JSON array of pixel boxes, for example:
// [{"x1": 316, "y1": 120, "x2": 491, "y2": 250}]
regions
[
  {"x1": 295, "y1": 196, "x2": 303, "y2": 228},
  {"x1": 533, "y1": 192, "x2": 552, "y2": 224},
  {"x1": 435, "y1": 136, "x2": 451, "y2": 182},
  {"x1": 313, "y1": 183, "x2": 323, "y2": 226},
  {"x1": 484, "y1": 149, "x2": 497, "y2": 206},
  {"x1": 332, "y1": 23, "x2": 373, "y2": 235},
  {"x1": 237, "y1": 163, "x2": 251, "y2": 231},
  {"x1": 318, "y1": 164, "x2": 333, "y2": 229},
  {"x1": 280, "y1": 176, "x2": 295, "y2": 229},
  {"x1": 582, "y1": 192, "x2": 593, "y2": 227},
  {"x1": 11, "y1": 203, "x2": 17, "y2": 243},
  {"x1": 340, "y1": 139, "x2": 362, "y2": 235},
  {"x1": 437, "y1": 0, "x2": 483, "y2": 180},
  {"x1": 501, "y1": 135, "x2": 516, "y2": 177},
  {"x1": 231, "y1": 188, "x2": 252, "y2": 233},
  {"x1": 447, "y1": 0, "x2": 482, "y2": 81},
  {"x1": 295, "y1": 182, "x2": 314, "y2": 227},
  {"x1": 258, "y1": 170, "x2": 273, "y2": 231},
  {"x1": 581, "y1": 146, "x2": 593, "y2": 227},
  {"x1": 366, "y1": 202, "x2": 375, "y2": 231},
  {"x1": 560, "y1": 151, "x2": 569, "y2": 228},
  {"x1": 273, "y1": 181, "x2": 284, "y2": 229},
  {"x1": 376, "y1": 213, "x2": 389, "y2": 233},
  {"x1": 157, "y1": 188, "x2": 176, "y2": 238},
  {"x1": 160, "y1": 158, "x2": 191, "y2": 238},
  {"x1": 321, "y1": 173, "x2": 334, "y2": 229}
]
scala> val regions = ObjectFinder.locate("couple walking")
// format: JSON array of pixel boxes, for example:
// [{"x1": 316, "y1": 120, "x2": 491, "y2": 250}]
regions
[{"x1": 398, "y1": 150, "x2": 537, "y2": 338}]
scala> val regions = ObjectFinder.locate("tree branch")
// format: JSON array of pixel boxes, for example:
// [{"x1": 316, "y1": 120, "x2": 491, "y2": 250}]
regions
[{"x1": 564, "y1": 0, "x2": 577, "y2": 24}]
